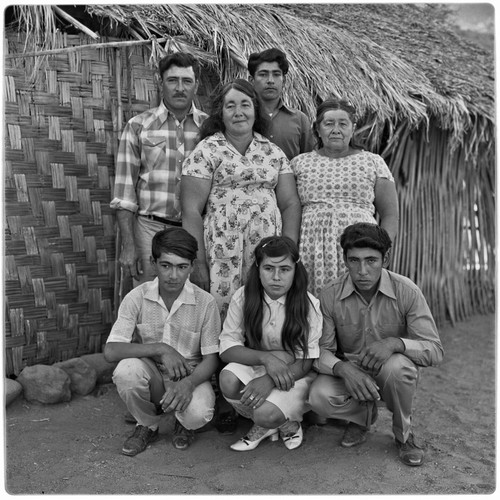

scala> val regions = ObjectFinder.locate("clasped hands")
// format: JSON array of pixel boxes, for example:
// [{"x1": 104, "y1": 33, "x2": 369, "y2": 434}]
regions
[
  {"x1": 339, "y1": 338, "x2": 404, "y2": 402},
  {"x1": 155, "y1": 346, "x2": 194, "y2": 414}
]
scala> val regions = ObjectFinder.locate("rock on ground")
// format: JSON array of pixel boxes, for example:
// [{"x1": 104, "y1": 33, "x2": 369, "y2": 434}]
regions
[
  {"x1": 54, "y1": 358, "x2": 98, "y2": 395},
  {"x1": 16, "y1": 364, "x2": 71, "y2": 404},
  {"x1": 5, "y1": 378, "x2": 23, "y2": 406},
  {"x1": 79, "y1": 353, "x2": 117, "y2": 384}
]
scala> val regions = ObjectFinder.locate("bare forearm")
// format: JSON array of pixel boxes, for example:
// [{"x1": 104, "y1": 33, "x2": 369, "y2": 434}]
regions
[
  {"x1": 104, "y1": 341, "x2": 168, "y2": 363},
  {"x1": 280, "y1": 201, "x2": 301, "y2": 243},
  {"x1": 380, "y1": 216, "x2": 399, "y2": 245},
  {"x1": 116, "y1": 210, "x2": 136, "y2": 246},
  {"x1": 288, "y1": 358, "x2": 313, "y2": 380},
  {"x1": 183, "y1": 354, "x2": 219, "y2": 387},
  {"x1": 220, "y1": 346, "x2": 271, "y2": 366},
  {"x1": 182, "y1": 210, "x2": 207, "y2": 263}
]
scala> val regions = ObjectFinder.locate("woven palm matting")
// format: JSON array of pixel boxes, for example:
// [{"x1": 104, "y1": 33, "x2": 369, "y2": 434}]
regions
[{"x1": 4, "y1": 31, "x2": 216, "y2": 376}]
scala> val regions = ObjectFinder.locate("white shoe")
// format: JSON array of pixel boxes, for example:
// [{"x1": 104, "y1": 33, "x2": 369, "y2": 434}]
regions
[
  {"x1": 230, "y1": 425, "x2": 279, "y2": 451},
  {"x1": 280, "y1": 422, "x2": 303, "y2": 450}
]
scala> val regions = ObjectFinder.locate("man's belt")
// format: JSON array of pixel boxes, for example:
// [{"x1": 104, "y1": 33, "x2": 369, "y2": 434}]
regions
[{"x1": 140, "y1": 214, "x2": 182, "y2": 227}]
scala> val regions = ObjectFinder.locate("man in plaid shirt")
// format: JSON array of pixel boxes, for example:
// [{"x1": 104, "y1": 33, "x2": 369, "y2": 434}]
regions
[{"x1": 111, "y1": 52, "x2": 208, "y2": 284}]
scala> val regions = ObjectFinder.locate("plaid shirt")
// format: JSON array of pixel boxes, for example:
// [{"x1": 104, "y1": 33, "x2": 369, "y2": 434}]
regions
[
  {"x1": 111, "y1": 101, "x2": 208, "y2": 221},
  {"x1": 107, "y1": 278, "x2": 220, "y2": 366}
]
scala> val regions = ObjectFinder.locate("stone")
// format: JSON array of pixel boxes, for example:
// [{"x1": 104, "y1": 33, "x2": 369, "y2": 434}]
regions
[
  {"x1": 5, "y1": 378, "x2": 23, "y2": 406},
  {"x1": 54, "y1": 358, "x2": 97, "y2": 395},
  {"x1": 79, "y1": 353, "x2": 117, "y2": 385},
  {"x1": 17, "y1": 365, "x2": 71, "y2": 404}
]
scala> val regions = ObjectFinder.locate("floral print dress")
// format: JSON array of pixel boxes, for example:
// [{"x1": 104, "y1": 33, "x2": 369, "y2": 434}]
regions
[
  {"x1": 182, "y1": 132, "x2": 292, "y2": 318},
  {"x1": 291, "y1": 150, "x2": 394, "y2": 297}
]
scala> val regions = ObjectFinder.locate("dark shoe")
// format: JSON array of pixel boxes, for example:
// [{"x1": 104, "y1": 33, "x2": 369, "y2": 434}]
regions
[
  {"x1": 341, "y1": 422, "x2": 368, "y2": 448},
  {"x1": 396, "y1": 433, "x2": 425, "y2": 466},
  {"x1": 122, "y1": 425, "x2": 158, "y2": 456},
  {"x1": 214, "y1": 409, "x2": 238, "y2": 435},
  {"x1": 304, "y1": 411, "x2": 327, "y2": 426},
  {"x1": 172, "y1": 420, "x2": 195, "y2": 450}
]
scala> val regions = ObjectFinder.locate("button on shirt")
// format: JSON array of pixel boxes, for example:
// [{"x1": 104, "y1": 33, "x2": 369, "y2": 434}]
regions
[
  {"x1": 111, "y1": 101, "x2": 208, "y2": 221},
  {"x1": 220, "y1": 287, "x2": 322, "y2": 359},
  {"x1": 265, "y1": 100, "x2": 315, "y2": 160},
  {"x1": 106, "y1": 278, "x2": 220, "y2": 366},
  {"x1": 315, "y1": 269, "x2": 444, "y2": 374}
]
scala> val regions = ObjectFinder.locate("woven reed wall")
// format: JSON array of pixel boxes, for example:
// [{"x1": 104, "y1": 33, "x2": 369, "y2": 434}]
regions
[{"x1": 3, "y1": 31, "x2": 216, "y2": 377}]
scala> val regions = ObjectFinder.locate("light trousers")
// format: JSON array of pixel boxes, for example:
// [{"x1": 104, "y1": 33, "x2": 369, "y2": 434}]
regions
[
  {"x1": 112, "y1": 357, "x2": 215, "y2": 430},
  {"x1": 308, "y1": 354, "x2": 419, "y2": 442}
]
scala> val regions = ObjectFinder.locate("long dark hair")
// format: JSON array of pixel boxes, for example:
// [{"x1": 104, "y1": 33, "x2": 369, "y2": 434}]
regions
[
  {"x1": 243, "y1": 236, "x2": 311, "y2": 359},
  {"x1": 199, "y1": 79, "x2": 269, "y2": 140}
]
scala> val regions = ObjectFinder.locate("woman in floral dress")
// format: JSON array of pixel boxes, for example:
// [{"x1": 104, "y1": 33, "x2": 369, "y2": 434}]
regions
[
  {"x1": 291, "y1": 98, "x2": 399, "y2": 297},
  {"x1": 181, "y1": 79, "x2": 301, "y2": 320}
]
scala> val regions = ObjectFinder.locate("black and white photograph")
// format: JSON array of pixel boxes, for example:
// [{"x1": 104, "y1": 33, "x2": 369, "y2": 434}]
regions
[{"x1": 3, "y1": 1, "x2": 495, "y2": 495}]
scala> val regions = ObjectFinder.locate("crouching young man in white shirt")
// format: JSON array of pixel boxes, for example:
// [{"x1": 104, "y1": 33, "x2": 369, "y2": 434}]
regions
[{"x1": 104, "y1": 227, "x2": 221, "y2": 456}]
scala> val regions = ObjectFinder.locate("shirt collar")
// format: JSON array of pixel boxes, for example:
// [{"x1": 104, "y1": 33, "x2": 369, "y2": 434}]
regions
[
  {"x1": 155, "y1": 100, "x2": 206, "y2": 127},
  {"x1": 339, "y1": 269, "x2": 396, "y2": 301},
  {"x1": 263, "y1": 290, "x2": 287, "y2": 305},
  {"x1": 143, "y1": 277, "x2": 197, "y2": 306},
  {"x1": 276, "y1": 98, "x2": 294, "y2": 115}
]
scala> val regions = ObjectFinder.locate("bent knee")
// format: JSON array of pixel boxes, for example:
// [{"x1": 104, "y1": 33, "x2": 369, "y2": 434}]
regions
[
  {"x1": 219, "y1": 369, "x2": 242, "y2": 399},
  {"x1": 253, "y1": 403, "x2": 285, "y2": 428},
  {"x1": 380, "y1": 354, "x2": 418, "y2": 380},
  {"x1": 112, "y1": 358, "x2": 149, "y2": 386},
  {"x1": 177, "y1": 384, "x2": 215, "y2": 429}
]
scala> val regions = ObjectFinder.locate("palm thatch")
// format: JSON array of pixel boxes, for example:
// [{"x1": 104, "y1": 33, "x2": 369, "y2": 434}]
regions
[{"x1": 4, "y1": 4, "x2": 494, "y2": 375}]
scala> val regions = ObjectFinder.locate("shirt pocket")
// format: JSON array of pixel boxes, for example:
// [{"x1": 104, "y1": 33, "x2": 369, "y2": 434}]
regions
[
  {"x1": 379, "y1": 322, "x2": 406, "y2": 339},
  {"x1": 141, "y1": 134, "x2": 167, "y2": 171},
  {"x1": 337, "y1": 323, "x2": 363, "y2": 353},
  {"x1": 167, "y1": 329, "x2": 201, "y2": 361}
]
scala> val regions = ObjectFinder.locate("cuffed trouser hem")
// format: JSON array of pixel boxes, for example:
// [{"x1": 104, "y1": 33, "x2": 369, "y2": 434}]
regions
[{"x1": 308, "y1": 354, "x2": 419, "y2": 440}]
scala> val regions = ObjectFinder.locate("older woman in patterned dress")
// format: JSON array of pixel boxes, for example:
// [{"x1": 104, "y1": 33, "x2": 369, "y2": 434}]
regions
[
  {"x1": 181, "y1": 79, "x2": 301, "y2": 320},
  {"x1": 291, "y1": 98, "x2": 399, "y2": 297}
]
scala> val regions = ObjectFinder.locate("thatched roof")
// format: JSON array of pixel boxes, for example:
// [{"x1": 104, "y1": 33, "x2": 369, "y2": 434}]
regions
[{"x1": 9, "y1": 3, "x2": 495, "y2": 155}]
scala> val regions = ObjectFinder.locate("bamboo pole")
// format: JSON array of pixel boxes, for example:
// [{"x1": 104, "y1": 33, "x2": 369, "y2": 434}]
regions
[
  {"x1": 113, "y1": 48, "x2": 123, "y2": 319},
  {"x1": 5, "y1": 37, "x2": 170, "y2": 59}
]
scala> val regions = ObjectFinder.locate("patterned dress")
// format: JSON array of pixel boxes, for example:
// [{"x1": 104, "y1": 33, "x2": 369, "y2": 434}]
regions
[
  {"x1": 182, "y1": 131, "x2": 292, "y2": 318},
  {"x1": 291, "y1": 150, "x2": 394, "y2": 297}
]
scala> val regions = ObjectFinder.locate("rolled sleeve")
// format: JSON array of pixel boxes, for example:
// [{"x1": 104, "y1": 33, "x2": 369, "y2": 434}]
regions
[{"x1": 111, "y1": 121, "x2": 142, "y2": 213}]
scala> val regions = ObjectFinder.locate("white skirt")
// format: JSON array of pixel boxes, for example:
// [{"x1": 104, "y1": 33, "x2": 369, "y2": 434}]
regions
[{"x1": 222, "y1": 362, "x2": 317, "y2": 422}]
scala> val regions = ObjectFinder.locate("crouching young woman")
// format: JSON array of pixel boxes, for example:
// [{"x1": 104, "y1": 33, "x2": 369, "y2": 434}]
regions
[{"x1": 218, "y1": 236, "x2": 322, "y2": 451}]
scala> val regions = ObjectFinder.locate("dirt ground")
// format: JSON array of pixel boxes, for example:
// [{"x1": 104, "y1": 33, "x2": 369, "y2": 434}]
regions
[{"x1": 3, "y1": 313, "x2": 496, "y2": 495}]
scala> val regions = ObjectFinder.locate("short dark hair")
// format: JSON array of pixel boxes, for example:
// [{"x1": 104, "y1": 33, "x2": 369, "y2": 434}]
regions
[
  {"x1": 199, "y1": 78, "x2": 269, "y2": 140},
  {"x1": 340, "y1": 223, "x2": 392, "y2": 258},
  {"x1": 313, "y1": 98, "x2": 360, "y2": 149},
  {"x1": 151, "y1": 227, "x2": 198, "y2": 262},
  {"x1": 247, "y1": 48, "x2": 289, "y2": 77},
  {"x1": 158, "y1": 52, "x2": 201, "y2": 80}
]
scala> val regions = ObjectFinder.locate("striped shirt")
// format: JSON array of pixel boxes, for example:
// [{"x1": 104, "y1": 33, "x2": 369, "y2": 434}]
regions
[
  {"x1": 110, "y1": 101, "x2": 208, "y2": 221},
  {"x1": 107, "y1": 278, "x2": 220, "y2": 366}
]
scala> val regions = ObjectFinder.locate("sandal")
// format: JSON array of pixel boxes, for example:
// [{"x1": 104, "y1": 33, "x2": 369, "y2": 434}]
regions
[{"x1": 172, "y1": 420, "x2": 195, "y2": 450}]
